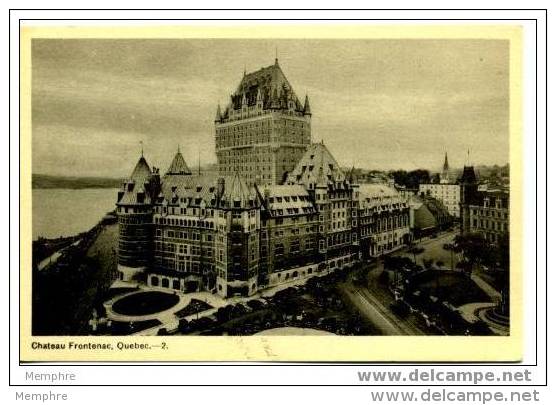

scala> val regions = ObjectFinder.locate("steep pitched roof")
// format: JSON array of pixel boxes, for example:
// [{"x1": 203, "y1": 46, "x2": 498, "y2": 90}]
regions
[
  {"x1": 130, "y1": 156, "x2": 151, "y2": 184},
  {"x1": 257, "y1": 184, "x2": 316, "y2": 217},
  {"x1": 413, "y1": 202, "x2": 437, "y2": 231},
  {"x1": 225, "y1": 171, "x2": 255, "y2": 207},
  {"x1": 166, "y1": 150, "x2": 192, "y2": 175},
  {"x1": 358, "y1": 184, "x2": 407, "y2": 210},
  {"x1": 303, "y1": 94, "x2": 311, "y2": 115},
  {"x1": 117, "y1": 155, "x2": 156, "y2": 206},
  {"x1": 159, "y1": 171, "x2": 259, "y2": 209},
  {"x1": 444, "y1": 153, "x2": 449, "y2": 170},
  {"x1": 227, "y1": 60, "x2": 303, "y2": 112},
  {"x1": 287, "y1": 142, "x2": 346, "y2": 188},
  {"x1": 460, "y1": 166, "x2": 477, "y2": 184}
]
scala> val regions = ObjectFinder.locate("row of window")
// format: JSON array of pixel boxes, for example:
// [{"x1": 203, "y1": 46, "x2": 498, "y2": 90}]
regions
[
  {"x1": 472, "y1": 219, "x2": 508, "y2": 232},
  {"x1": 472, "y1": 209, "x2": 509, "y2": 219},
  {"x1": 156, "y1": 228, "x2": 213, "y2": 241},
  {"x1": 216, "y1": 134, "x2": 309, "y2": 148},
  {"x1": 117, "y1": 206, "x2": 151, "y2": 214},
  {"x1": 154, "y1": 216, "x2": 215, "y2": 229}
]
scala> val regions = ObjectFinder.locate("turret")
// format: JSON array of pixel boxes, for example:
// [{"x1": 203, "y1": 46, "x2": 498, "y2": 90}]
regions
[
  {"x1": 166, "y1": 147, "x2": 192, "y2": 176},
  {"x1": 215, "y1": 104, "x2": 222, "y2": 122},
  {"x1": 217, "y1": 177, "x2": 225, "y2": 199},
  {"x1": 116, "y1": 153, "x2": 157, "y2": 281},
  {"x1": 241, "y1": 92, "x2": 248, "y2": 109},
  {"x1": 304, "y1": 94, "x2": 312, "y2": 116},
  {"x1": 459, "y1": 165, "x2": 479, "y2": 234}
]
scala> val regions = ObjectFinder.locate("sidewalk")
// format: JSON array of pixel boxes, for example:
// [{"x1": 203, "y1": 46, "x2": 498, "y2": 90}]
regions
[{"x1": 470, "y1": 274, "x2": 502, "y2": 301}]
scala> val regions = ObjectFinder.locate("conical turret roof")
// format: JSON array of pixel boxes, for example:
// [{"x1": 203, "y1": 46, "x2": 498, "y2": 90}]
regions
[
  {"x1": 304, "y1": 94, "x2": 311, "y2": 115},
  {"x1": 215, "y1": 104, "x2": 222, "y2": 122},
  {"x1": 117, "y1": 154, "x2": 155, "y2": 206},
  {"x1": 166, "y1": 149, "x2": 192, "y2": 175},
  {"x1": 130, "y1": 156, "x2": 152, "y2": 184}
]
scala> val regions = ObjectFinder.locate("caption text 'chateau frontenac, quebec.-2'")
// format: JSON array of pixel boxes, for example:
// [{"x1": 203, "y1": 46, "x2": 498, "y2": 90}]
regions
[{"x1": 115, "y1": 57, "x2": 491, "y2": 299}]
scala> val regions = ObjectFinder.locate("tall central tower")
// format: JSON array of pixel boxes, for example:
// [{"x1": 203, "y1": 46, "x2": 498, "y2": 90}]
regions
[{"x1": 215, "y1": 58, "x2": 312, "y2": 185}]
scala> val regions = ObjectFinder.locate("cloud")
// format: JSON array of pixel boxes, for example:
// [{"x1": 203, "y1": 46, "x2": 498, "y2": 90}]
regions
[{"x1": 31, "y1": 38, "x2": 509, "y2": 176}]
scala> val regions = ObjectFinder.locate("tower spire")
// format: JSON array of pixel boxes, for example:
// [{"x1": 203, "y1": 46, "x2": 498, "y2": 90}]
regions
[
  {"x1": 215, "y1": 103, "x2": 222, "y2": 122},
  {"x1": 140, "y1": 140, "x2": 144, "y2": 157},
  {"x1": 304, "y1": 94, "x2": 312, "y2": 116},
  {"x1": 275, "y1": 46, "x2": 278, "y2": 65}
]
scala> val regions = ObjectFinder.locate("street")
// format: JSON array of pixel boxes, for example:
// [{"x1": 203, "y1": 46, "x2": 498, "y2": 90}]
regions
[
  {"x1": 394, "y1": 230, "x2": 460, "y2": 269},
  {"x1": 339, "y1": 268, "x2": 425, "y2": 336},
  {"x1": 337, "y1": 230, "x2": 459, "y2": 336}
]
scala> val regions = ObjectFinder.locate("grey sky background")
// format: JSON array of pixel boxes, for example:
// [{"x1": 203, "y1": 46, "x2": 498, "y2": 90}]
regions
[{"x1": 32, "y1": 39, "x2": 509, "y2": 178}]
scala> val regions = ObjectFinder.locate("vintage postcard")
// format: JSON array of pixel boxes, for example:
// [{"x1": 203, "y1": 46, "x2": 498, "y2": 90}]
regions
[{"x1": 20, "y1": 24, "x2": 522, "y2": 362}]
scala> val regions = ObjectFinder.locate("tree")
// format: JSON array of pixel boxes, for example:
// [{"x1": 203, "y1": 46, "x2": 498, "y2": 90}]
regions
[
  {"x1": 453, "y1": 233, "x2": 492, "y2": 270},
  {"x1": 391, "y1": 169, "x2": 431, "y2": 189},
  {"x1": 497, "y1": 232, "x2": 510, "y2": 271},
  {"x1": 215, "y1": 305, "x2": 234, "y2": 323},
  {"x1": 178, "y1": 318, "x2": 189, "y2": 333}
]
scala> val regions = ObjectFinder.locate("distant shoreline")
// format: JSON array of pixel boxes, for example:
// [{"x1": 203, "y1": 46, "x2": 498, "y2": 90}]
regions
[{"x1": 33, "y1": 174, "x2": 122, "y2": 190}]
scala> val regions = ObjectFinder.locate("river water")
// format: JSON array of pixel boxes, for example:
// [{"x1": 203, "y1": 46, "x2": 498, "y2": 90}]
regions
[{"x1": 32, "y1": 188, "x2": 118, "y2": 240}]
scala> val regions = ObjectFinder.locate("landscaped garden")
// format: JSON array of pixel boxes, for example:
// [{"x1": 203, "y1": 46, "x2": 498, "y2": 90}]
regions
[
  {"x1": 407, "y1": 270, "x2": 490, "y2": 307},
  {"x1": 170, "y1": 270, "x2": 380, "y2": 336},
  {"x1": 112, "y1": 291, "x2": 180, "y2": 316},
  {"x1": 174, "y1": 298, "x2": 213, "y2": 317}
]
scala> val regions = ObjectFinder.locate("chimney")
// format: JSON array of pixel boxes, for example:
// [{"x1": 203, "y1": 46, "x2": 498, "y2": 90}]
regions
[{"x1": 217, "y1": 177, "x2": 225, "y2": 198}]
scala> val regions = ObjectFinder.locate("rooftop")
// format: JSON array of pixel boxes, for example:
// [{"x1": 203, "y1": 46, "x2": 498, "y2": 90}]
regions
[{"x1": 287, "y1": 142, "x2": 346, "y2": 188}]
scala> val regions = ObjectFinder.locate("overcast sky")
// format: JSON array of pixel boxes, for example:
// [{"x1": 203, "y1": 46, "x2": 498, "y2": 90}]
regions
[{"x1": 32, "y1": 38, "x2": 509, "y2": 177}]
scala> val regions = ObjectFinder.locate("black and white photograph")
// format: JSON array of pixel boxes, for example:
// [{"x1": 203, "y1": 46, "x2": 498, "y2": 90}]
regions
[{"x1": 29, "y1": 37, "x2": 512, "y2": 340}]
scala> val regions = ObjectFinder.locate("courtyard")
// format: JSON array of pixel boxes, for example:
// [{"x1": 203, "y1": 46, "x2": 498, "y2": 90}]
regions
[{"x1": 111, "y1": 291, "x2": 180, "y2": 316}]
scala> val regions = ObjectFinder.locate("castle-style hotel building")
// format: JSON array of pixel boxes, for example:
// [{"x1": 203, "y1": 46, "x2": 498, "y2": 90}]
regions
[{"x1": 116, "y1": 59, "x2": 410, "y2": 298}]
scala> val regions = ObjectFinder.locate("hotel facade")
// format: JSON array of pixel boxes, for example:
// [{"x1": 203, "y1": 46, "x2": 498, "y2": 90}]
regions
[{"x1": 116, "y1": 59, "x2": 410, "y2": 298}]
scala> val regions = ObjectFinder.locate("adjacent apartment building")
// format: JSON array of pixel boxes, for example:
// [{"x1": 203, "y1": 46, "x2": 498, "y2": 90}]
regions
[
  {"x1": 418, "y1": 153, "x2": 461, "y2": 218},
  {"x1": 459, "y1": 165, "x2": 509, "y2": 244}
]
